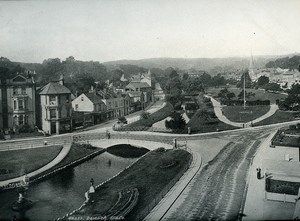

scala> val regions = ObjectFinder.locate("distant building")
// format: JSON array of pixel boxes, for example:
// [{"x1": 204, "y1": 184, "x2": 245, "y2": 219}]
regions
[
  {"x1": 128, "y1": 91, "x2": 145, "y2": 112},
  {"x1": 39, "y1": 76, "x2": 72, "y2": 135},
  {"x1": 0, "y1": 73, "x2": 36, "y2": 131}
]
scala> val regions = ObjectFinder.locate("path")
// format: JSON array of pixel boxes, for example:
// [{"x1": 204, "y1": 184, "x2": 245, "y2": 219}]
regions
[
  {"x1": 0, "y1": 143, "x2": 71, "y2": 188},
  {"x1": 242, "y1": 131, "x2": 299, "y2": 220},
  {"x1": 207, "y1": 95, "x2": 278, "y2": 128}
]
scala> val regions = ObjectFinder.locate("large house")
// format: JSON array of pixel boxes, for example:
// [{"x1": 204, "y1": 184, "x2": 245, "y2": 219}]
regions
[
  {"x1": 0, "y1": 73, "x2": 36, "y2": 131},
  {"x1": 39, "y1": 76, "x2": 72, "y2": 135}
]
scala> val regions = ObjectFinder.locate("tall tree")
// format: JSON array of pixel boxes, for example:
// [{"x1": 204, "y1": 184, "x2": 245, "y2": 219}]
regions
[{"x1": 257, "y1": 75, "x2": 269, "y2": 87}]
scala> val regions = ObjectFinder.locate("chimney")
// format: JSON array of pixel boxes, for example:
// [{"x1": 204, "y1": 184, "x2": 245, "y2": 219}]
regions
[{"x1": 59, "y1": 74, "x2": 64, "y2": 85}]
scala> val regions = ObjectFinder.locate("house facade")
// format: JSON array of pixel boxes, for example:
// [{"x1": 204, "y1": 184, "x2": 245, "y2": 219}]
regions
[
  {"x1": 39, "y1": 78, "x2": 72, "y2": 135},
  {"x1": 95, "y1": 90, "x2": 124, "y2": 119},
  {"x1": 0, "y1": 74, "x2": 36, "y2": 131},
  {"x1": 72, "y1": 93, "x2": 107, "y2": 125}
]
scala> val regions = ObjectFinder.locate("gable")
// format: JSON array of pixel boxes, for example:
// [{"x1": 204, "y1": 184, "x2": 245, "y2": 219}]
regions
[{"x1": 12, "y1": 75, "x2": 27, "y2": 82}]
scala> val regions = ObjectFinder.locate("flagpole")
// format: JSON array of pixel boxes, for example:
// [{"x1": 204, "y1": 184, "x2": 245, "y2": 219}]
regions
[{"x1": 244, "y1": 70, "x2": 246, "y2": 109}]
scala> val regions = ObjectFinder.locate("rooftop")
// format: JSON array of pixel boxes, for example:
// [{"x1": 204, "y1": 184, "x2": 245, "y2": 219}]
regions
[{"x1": 40, "y1": 82, "x2": 71, "y2": 95}]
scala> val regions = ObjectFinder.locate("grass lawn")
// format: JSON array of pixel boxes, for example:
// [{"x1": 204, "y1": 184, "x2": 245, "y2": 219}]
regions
[
  {"x1": 30, "y1": 143, "x2": 102, "y2": 182},
  {"x1": 254, "y1": 110, "x2": 300, "y2": 126},
  {"x1": 206, "y1": 86, "x2": 287, "y2": 104},
  {"x1": 66, "y1": 148, "x2": 191, "y2": 220},
  {"x1": 0, "y1": 145, "x2": 63, "y2": 181},
  {"x1": 222, "y1": 105, "x2": 270, "y2": 123}
]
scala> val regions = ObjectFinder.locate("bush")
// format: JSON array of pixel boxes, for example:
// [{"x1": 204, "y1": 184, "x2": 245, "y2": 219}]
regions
[
  {"x1": 18, "y1": 124, "x2": 34, "y2": 133},
  {"x1": 140, "y1": 111, "x2": 150, "y2": 120},
  {"x1": 165, "y1": 112, "x2": 186, "y2": 130}
]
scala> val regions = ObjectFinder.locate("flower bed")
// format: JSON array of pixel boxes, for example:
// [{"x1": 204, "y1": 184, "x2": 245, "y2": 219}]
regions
[{"x1": 266, "y1": 178, "x2": 300, "y2": 195}]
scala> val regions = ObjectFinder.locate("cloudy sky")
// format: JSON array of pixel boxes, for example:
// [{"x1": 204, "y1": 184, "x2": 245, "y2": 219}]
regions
[{"x1": 1, "y1": 0, "x2": 300, "y2": 63}]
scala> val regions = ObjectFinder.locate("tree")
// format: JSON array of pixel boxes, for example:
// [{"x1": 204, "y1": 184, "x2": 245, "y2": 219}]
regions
[
  {"x1": 140, "y1": 111, "x2": 150, "y2": 120},
  {"x1": 264, "y1": 83, "x2": 282, "y2": 92},
  {"x1": 238, "y1": 90, "x2": 255, "y2": 100},
  {"x1": 257, "y1": 76, "x2": 269, "y2": 87},
  {"x1": 236, "y1": 69, "x2": 252, "y2": 88},
  {"x1": 165, "y1": 112, "x2": 186, "y2": 130}
]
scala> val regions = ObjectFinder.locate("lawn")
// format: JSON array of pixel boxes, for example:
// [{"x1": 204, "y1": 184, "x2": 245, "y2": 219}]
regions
[
  {"x1": 65, "y1": 148, "x2": 192, "y2": 221},
  {"x1": 222, "y1": 105, "x2": 270, "y2": 123},
  {"x1": 254, "y1": 110, "x2": 300, "y2": 126},
  {"x1": 117, "y1": 102, "x2": 174, "y2": 131},
  {"x1": 0, "y1": 145, "x2": 63, "y2": 181},
  {"x1": 206, "y1": 86, "x2": 287, "y2": 104}
]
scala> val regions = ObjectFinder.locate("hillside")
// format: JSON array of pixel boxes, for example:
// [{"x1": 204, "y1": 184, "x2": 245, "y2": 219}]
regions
[{"x1": 103, "y1": 55, "x2": 283, "y2": 72}]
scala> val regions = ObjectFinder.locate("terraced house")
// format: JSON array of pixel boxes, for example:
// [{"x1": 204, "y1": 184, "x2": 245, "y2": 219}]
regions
[
  {"x1": 96, "y1": 90, "x2": 125, "y2": 119},
  {"x1": 0, "y1": 73, "x2": 36, "y2": 131}
]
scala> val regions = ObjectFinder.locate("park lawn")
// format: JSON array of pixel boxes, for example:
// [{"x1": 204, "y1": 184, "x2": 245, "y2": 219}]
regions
[
  {"x1": 206, "y1": 87, "x2": 287, "y2": 104},
  {"x1": 254, "y1": 110, "x2": 300, "y2": 126},
  {"x1": 66, "y1": 148, "x2": 192, "y2": 221},
  {"x1": 222, "y1": 105, "x2": 270, "y2": 123},
  {"x1": 0, "y1": 145, "x2": 63, "y2": 181}
]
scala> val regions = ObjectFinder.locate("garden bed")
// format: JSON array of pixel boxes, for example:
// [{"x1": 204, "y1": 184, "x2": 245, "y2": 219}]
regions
[
  {"x1": 0, "y1": 145, "x2": 63, "y2": 181},
  {"x1": 266, "y1": 178, "x2": 300, "y2": 195},
  {"x1": 63, "y1": 148, "x2": 192, "y2": 221},
  {"x1": 271, "y1": 129, "x2": 300, "y2": 148}
]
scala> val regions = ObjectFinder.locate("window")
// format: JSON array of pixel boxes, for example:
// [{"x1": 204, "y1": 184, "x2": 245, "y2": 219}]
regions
[
  {"x1": 25, "y1": 115, "x2": 28, "y2": 124},
  {"x1": 50, "y1": 109, "x2": 56, "y2": 119},
  {"x1": 14, "y1": 100, "x2": 17, "y2": 110},
  {"x1": 75, "y1": 104, "x2": 78, "y2": 110},
  {"x1": 81, "y1": 97, "x2": 84, "y2": 101},
  {"x1": 49, "y1": 95, "x2": 56, "y2": 105},
  {"x1": 13, "y1": 88, "x2": 18, "y2": 95},
  {"x1": 18, "y1": 115, "x2": 24, "y2": 125},
  {"x1": 18, "y1": 100, "x2": 24, "y2": 110},
  {"x1": 115, "y1": 101, "x2": 118, "y2": 107}
]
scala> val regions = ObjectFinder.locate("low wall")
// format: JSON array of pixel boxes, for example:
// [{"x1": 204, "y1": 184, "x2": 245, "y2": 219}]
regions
[{"x1": 265, "y1": 191, "x2": 297, "y2": 203}]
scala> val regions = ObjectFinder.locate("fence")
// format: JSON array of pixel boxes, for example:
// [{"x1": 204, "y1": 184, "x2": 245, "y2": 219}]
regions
[{"x1": 265, "y1": 191, "x2": 297, "y2": 203}]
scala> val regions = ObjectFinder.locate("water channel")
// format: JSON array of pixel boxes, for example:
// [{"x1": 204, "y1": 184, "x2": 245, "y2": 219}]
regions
[{"x1": 0, "y1": 151, "x2": 137, "y2": 221}]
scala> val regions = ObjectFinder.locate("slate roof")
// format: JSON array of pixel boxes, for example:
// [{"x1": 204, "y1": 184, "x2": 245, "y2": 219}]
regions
[
  {"x1": 39, "y1": 82, "x2": 71, "y2": 95},
  {"x1": 85, "y1": 93, "x2": 104, "y2": 104}
]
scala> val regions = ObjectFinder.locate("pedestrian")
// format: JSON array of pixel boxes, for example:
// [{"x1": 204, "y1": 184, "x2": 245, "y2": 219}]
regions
[{"x1": 256, "y1": 167, "x2": 261, "y2": 179}]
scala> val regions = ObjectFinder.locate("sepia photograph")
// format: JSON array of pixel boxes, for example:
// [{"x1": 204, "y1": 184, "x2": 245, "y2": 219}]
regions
[{"x1": 0, "y1": 0, "x2": 300, "y2": 220}]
